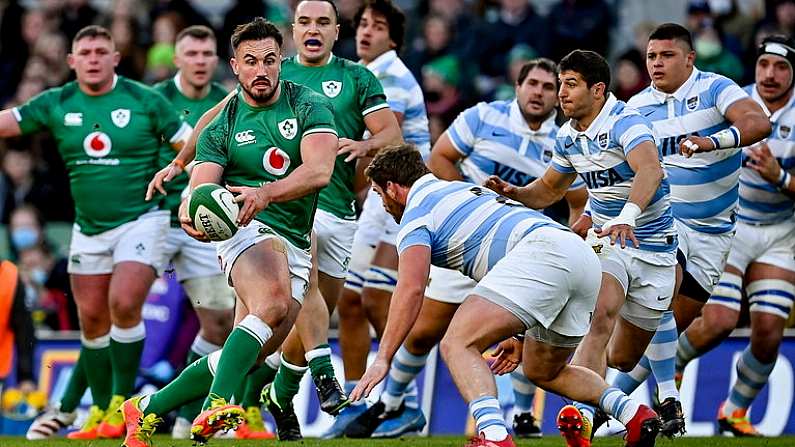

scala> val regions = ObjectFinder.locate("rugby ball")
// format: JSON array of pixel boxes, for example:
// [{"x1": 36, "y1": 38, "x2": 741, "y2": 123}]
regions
[{"x1": 188, "y1": 184, "x2": 239, "y2": 241}]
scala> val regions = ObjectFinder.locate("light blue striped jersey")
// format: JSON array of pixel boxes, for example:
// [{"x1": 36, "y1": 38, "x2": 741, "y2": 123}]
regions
[
  {"x1": 365, "y1": 50, "x2": 431, "y2": 156},
  {"x1": 396, "y1": 174, "x2": 565, "y2": 281},
  {"x1": 446, "y1": 99, "x2": 586, "y2": 189},
  {"x1": 738, "y1": 84, "x2": 795, "y2": 224},
  {"x1": 627, "y1": 68, "x2": 748, "y2": 234},
  {"x1": 551, "y1": 94, "x2": 677, "y2": 252}
]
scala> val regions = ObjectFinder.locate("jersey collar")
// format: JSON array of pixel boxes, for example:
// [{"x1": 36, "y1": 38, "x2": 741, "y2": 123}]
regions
[
  {"x1": 406, "y1": 173, "x2": 438, "y2": 207},
  {"x1": 296, "y1": 52, "x2": 335, "y2": 66},
  {"x1": 649, "y1": 67, "x2": 699, "y2": 103},
  {"x1": 564, "y1": 93, "x2": 617, "y2": 141},
  {"x1": 173, "y1": 71, "x2": 184, "y2": 94},
  {"x1": 509, "y1": 99, "x2": 557, "y2": 136},
  {"x1": 364, "y1": 50, "x2": 398, "y2": 74}
]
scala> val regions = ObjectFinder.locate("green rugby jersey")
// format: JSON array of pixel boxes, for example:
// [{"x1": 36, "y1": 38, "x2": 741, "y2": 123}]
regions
[
  {"x1": 13, "y1": 75, "x2": 188, "y2": 235},
  {"x1": 154, "y1": 75, "x2": 228, "y2": 227},
  {"x1": 281, "y1": 54, "x2": 388, "y2": 219},
  {"x1": 195, "y1": 80, "x2": 337, "y2": 250}
]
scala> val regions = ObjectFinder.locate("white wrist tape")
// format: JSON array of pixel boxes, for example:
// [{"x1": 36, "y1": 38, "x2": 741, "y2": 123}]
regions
[
  {"x1": 601, "y1": 202, "x2": 642, "y2": 231},
  {"x1": 708, "y1": 125, "x2": 741, "y2": 149},
  {"x1": 777, "y1": 169, "x2": 792, "y2": 190}
]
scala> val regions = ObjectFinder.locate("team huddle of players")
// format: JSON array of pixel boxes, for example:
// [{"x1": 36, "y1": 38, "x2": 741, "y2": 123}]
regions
[{"x1": 0, "y1": 0, "x2": 793, "y2": 446}]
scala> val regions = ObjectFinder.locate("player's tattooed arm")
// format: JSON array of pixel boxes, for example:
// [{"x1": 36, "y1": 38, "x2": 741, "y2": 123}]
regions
[
  {"x1": 484, "y1": 167, "x2": 576, "y2": 210},
  {"x1": 428, "y1": 133, "x2": 465, "y2": 181},
  {"x1": 350, "y1": 245, "x2": 431, "y2": 401},
  {"x1": 0, "y1": 110, "x2": 23, "y2": 138}
]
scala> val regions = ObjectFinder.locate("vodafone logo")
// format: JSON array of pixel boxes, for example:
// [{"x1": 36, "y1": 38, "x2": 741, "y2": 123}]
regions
[
  {"x1": 263, "y1": 147, "x2": 290, "y2": 176},
  {"x1": 83, "y1": 131, "x2": 112, "y2": 157}
]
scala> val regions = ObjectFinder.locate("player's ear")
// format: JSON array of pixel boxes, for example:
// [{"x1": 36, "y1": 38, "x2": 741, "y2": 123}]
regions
[
  {"x1": 386, "y1": 181, "x2": 398, "y2": 200},
  {"x1": 67, "y1": 53, "x2": 76, "y2": 70},
  {"x1": 112, "y1": 51, "x2": 121, "y2": 67},
  {"x1": 230, "y1": 58, "x2": 239, "y2": 76},
  {"x1": 335, "y1": 23, "x2": 340, "y2": 42}
]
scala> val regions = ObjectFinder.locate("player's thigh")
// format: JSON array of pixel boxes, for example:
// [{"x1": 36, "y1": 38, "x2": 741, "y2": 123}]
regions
[
  {"x1": 218, "y1": 221, "x2": 312, "y2": 311},
  {"x1": 522, "y1": 336, "x2": 576, "y2": 383},
  {"x1": 70, "y1": 273, "x2": 112, "y2": 334},
  {"x1": 675, "y1": 221, "x2": 733, "y2": 304},
  {"x1": 442, "y1": 295, "x2": 525, "y2": 355},
  {"x1": 109, "y1": 261, "x2": 156, "y2": 315},
  {"x1": 405, "y1": 297, "x2": 460, "y2": 355}
]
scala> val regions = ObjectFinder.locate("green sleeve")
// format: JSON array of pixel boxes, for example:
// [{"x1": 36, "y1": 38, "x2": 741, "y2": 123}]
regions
[
  {"x1": 13, "y1": 89, "x2": 56, "y2": 134},
  {"x1": 355, "y1": 65, "x2": 388, "y2": 116},
  {"x1": 195, "y1": 110, "x2": 230, "y2": 167},
  {"x1": 147, "y1": 89, "x2": 188, "y2": 144},
  {"x1": 297, "y1": 90, "x2": 338, "y2": 138}
]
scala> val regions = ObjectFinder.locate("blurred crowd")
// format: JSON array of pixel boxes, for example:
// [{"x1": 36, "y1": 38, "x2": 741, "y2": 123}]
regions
[{"x1": 1, "y1": 0, "x2": 794, "y2": 332}]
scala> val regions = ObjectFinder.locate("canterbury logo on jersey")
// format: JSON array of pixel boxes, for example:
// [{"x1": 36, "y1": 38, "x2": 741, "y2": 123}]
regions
[
  {"x1": 235, "y1": 130, "x2": 256, "y2": 146},
  {"x1": 580, "y1": 167, "x2": 627, "y2": 189},
  {"x1": 64, "y1": 113, "x2": 83, "y2": 126}
]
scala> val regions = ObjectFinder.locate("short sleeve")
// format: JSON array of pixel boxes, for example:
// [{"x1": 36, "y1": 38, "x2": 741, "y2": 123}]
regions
[
  {"x1": 397, "y1": 226, "x2": 432, "y2": 253},
  {"x1": 551, "y1": 137, "x2": 576, "y2": 173},
  {"x1": 195, "y1": 111, "x2": 230, "y2": 167},
  {"x1": 14, "y1": 89, "x2": 56, "y2": 134},
  {"x1": 615, "y1": 113, "x2": 655, "y2": 155},
  {"x1": 447, "y1": 104, "x2": 483, "y2": 156},
  {"x1": 380, "y1": 74, "x2": 410, "y2": 114},
  {"x1": 297, "y1": 90, "x2": 338, "y2": 138},
  {"x1": 148, "y1": 90, "x2": 191, "y2": 145},
  {"x1": 356, "y1": 65, "x2": 389, "y2": 116},
  {"x1": 709, "y1": 76, "x2": 748, "y2": 115}
]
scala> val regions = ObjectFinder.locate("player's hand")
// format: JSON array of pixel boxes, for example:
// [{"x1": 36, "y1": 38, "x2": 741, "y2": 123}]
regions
[
  {"x1": 490, "y1": 337, "x2": 523, "y2": 375},
  {"x1": 483, "y1": 176, "x2": 517, "y2": 199},
  {"x1": 595, "y1": 223, "x2": 639, "y2": 249},
  {"x1": 146, "y1": 163, "x2": 183, "y2": 200},
  {"x1": 338, "y1": 138, "x2": 371, "y2": 162},
  {"x1": 228, "y1": 185, "x2": 270, "y2": 227},
  {"x1": 679, "y1": 136, "x2": 716, "y2": 158},
  {"x1": 178, "y1": 198, "x2": 209, "y2": 242},
  {"x1": 747, "y1": 143, "x2": 784, "y2": 184},
  {"x1": 570, "y1": 213, "x2": 593, "y2": 239},
  {"x1": 350, "y1": 357, "x2": 390, "y2": 401}
]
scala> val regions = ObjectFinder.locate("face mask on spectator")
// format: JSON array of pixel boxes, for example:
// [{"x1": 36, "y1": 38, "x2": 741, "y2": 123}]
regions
[
  {"x1": 11, "y1": 227, "x2": 40, "y2": 250},
  {"x1": 30, "y1": 267, "x2": 48, "y2": 286},
  {"x1": 695, "y1": 37, "x2": 722, "y2": 58}
]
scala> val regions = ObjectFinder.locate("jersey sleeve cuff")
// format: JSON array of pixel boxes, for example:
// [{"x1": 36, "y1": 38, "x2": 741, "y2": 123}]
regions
[
  {"x1": 303, "y1": 127, "x2": 338, "y2": 138},
  {"x1": 362, "y1": 103, "x2": 390, "y2": 117},
  {"x1": 11, "y1": 107, "x2": 21, "y2": 122},
  {"x1": 169, "y1": 121, "x2": 193, "y2": 145}
]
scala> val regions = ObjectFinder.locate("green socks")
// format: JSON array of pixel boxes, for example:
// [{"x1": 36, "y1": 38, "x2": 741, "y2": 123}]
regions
[
  {"x1": 271, "y1": 354, "x2": 307, "y2": 407},
  {"x1": 80, "y1": 334, "x2": 112, "y2": 410},
  {"x1": 109, "y1": 323, "x2": 146, "y2": 398},
  {"x1": 59, "y1": 347, "x2": 89, "y2": 412},
  {"x1": 306, "y1": 344, "x2": 335, "y2": 381},
  {"x1": 177, "y1": 336, "x2": 221, "y2": 421},
  {"x1": 240, "y1": 356, "x2": 279, "y2": 408},
  {"x1": 143, "y1": 354, "x2": 214, "y2": 416},
  {"x1": 202, "y1": 315, "x2": 272, "y2": 410}
]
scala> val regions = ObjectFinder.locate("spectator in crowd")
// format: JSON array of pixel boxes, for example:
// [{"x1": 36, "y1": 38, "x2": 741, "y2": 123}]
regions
[
  {"x1": 7, "y1": 206, "x2": 45, "y2": 256},
  {"x1": 405, "y1": 14, "x2": 454, "y2": 84},
  {"x1": 547, "y1": 0, "x2": 611, "y2": 61},
  {"x1": 59, "y1": 0, "x2": 99, "y2": 42},
  {"x1": 492, "y1": 44, "x2": 536, "y2": 101},
  {"x1": 109, "y1": 16, "x2": 147, "y2": 80},
  {"x1": 768, "y1": 0, "x2": 795, "y2": 37},
  {"x1": 423, "y1": 55, "x2": 466, "y2": 136},
  {"x1": 613, "y1": 49, "x2": 648, "y2": 101},
  {"x1": 17, "y1": 242, "x2": 76, "y2": 331},
  {"x1": 418, "y1": 0, "x2": 477, "y2": 58},
  {"x1": 145, "y1": 13, "x2": 179, "y2": 83},
  {"x1": 0, "y1": 150, "x2": 61, "y2": 224},
  {"x1": 219, "y1": 0, "x2": 274, "y2": 60},
  {"x1": 474, "y1": 0, "x2": 549, "y2": 79},
  {"x1": 333, "y1": 0, "x2": 366, "y2": 61},
  {"x1": 693, "y1": 19, "x2": 745, "y2": 80},
  {"x1": 31, "y1": 33, "x2": 70, "y2": 88},
  {"x1": 0, "y1": 0, "x2": 30, "y2": 105}
]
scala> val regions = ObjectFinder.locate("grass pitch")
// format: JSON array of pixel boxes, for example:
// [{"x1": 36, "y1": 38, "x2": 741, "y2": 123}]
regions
[{"x1": 1, "y1": 436, "x2": 794, "y2": 447}]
